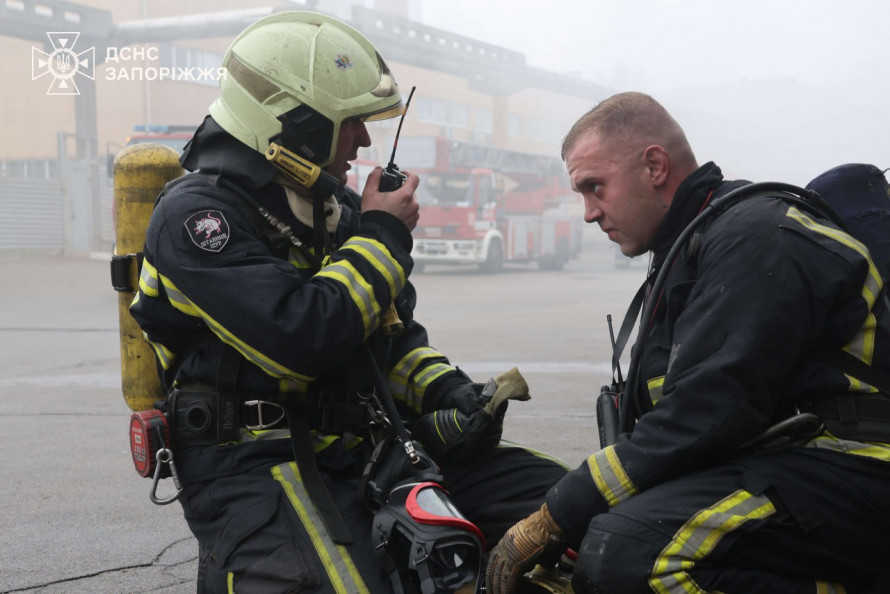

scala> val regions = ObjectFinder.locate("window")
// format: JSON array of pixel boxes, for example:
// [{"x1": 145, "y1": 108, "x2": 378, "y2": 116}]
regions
[
  {"x1": 475, "y1": 107, "x2": 493, "y2": 133},
  {"x1": 508, "y1": 113, "x2": 523, "y2": 138},
  {"x1": 415, "y1": 96, "x2": 471, "y2": 128}
]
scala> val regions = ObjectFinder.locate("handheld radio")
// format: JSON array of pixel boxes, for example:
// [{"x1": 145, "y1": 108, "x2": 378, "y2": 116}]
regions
[{"x1": 378, "y1": 86, "x2": 416, "y2": 192}]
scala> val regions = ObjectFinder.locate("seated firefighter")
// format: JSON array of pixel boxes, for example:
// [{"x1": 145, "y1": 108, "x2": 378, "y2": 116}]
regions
[
  {"x1": 486, "y1": 92, "x2": 890, "y2": 593},
  {"x1": 129, "y1": 11, "x2": 566, "y2": 593}
]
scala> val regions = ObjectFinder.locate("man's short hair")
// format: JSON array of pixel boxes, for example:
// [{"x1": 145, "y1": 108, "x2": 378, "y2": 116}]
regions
[{"x1": 561, "y1": 92, "x2": 694, "y2": 165}]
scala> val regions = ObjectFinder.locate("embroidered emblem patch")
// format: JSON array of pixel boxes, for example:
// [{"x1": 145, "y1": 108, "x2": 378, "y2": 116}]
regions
[
  {"x1": 334, "y1": 53, "x2": 353, "y2": 70},
  {"x1": 185, "y1": 210, "x2": 229, "y2": 252}
]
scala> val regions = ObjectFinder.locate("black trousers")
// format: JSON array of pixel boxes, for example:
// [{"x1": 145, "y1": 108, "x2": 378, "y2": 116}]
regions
[
  {"x1": 571, "y1": 446, "x2": 890, "y2": 594},
  {"x1": 176, "y1": 432, "x2": 567, "y2": 593}
]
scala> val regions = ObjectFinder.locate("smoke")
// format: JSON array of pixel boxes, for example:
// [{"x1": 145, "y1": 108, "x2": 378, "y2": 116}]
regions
[{"x1": 420, "y1": 0, "x2": 890, "y2": 184}]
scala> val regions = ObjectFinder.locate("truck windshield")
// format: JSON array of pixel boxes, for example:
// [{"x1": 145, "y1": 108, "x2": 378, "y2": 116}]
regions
[{"x1": 416, "y1": 172, "x2": 473, "y2": 206}]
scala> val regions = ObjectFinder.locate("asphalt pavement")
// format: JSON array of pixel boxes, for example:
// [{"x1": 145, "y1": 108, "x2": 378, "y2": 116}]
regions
[{"x1": 0, "y1": 239, "x2": 645, "y2": 593}]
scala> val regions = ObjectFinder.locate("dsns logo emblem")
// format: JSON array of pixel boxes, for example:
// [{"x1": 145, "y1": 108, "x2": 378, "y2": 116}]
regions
[{"x1": 31, "y1": 32, "x2": 95, "y2": 95}]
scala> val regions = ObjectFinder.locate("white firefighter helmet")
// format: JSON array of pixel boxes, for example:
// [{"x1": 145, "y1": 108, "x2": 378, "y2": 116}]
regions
[{"x1": 209, "y1": 11, "x2": 404, "y2": 167}]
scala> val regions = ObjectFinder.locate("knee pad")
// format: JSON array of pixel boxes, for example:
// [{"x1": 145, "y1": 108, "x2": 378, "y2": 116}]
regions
[{"x1": 572, "y1": 513, "x2": 664, "y2": 594}]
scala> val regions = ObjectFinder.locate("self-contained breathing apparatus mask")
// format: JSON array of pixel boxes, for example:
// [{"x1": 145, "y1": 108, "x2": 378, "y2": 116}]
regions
[
  {"x1": 356, "y1": 342, "x2": 486, "y2": 593},
  {"x1": 372, "y1": 480, "x2": 486, "y2": 594}
]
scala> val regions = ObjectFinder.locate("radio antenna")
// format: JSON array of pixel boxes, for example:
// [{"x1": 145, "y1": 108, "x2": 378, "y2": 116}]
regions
[{"x1": 386, "y1": 86, "x2": 416, "y2": 170}]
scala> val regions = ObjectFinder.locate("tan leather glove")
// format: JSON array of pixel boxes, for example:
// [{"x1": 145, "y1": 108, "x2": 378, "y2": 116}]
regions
[{"x1": 485, "y1": 503, "x2": 566, "y2": 594}]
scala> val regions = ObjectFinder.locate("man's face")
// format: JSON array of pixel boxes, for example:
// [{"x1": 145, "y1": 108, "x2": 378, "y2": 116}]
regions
[
  {"x1": 326, "y1": 118, "x2": 372, "y2": 186},
  {"x1": 566, "y1": 131, "x2": 668, "y2": 257}
]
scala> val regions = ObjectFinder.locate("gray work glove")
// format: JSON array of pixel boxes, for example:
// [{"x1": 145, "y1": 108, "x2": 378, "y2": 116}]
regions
[{"x1": 411, "y1": 367, "x2": 531, "y2": 462}]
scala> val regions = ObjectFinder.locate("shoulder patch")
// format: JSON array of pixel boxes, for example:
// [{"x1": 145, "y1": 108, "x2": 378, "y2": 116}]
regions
[{"x1": 185, "y1": 210, "x2": 230, "y2": 252}]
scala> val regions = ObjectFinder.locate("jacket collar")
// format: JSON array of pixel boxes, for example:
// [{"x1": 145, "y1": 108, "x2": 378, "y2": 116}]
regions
[
  {"x1": 650, "y1": 161, "x2": 725, "y2": 263},
  {"x1": 180, "y1": 115, "x2": 279, "y2": 192}
]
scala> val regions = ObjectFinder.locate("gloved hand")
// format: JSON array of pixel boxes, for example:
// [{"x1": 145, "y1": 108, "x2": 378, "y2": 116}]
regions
[
  {"x1": 412, "y1": 367, "x2": 531, "y2": 462},
  {"x1": 485, "y1": 503, "x2": 566, "y2": 594},
  {"x1": 421, "y1": 373, "x2": 484, "y2": 416}
]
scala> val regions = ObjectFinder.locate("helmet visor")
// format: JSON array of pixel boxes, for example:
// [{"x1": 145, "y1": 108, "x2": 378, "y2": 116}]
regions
[{"x1": 356, "y1": 99, "x2": 405, "y2": 122}]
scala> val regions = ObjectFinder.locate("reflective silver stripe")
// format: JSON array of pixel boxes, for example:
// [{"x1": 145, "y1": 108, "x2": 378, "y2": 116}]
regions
[
  {"x1": 139, "y1": 260, "x2": 160, "y2": 297},
  {"x1": 158, "y1": 276, "x2": 200, "y2": 317},
  {"x1": 145, "y1": 334, "x2": 175, "y2": 370},
  {"x1": 407, "y1": 362, "x2": 454, "y2": 412},
  {"x1": 157, "y1": 272, "x2": 315, "y2": 386},
  {"x1": 804, "y1": 434, "x2": 890, "y2": 462},
  {"x1": 271, "y1": 463, "x2": 369, "y2": 594},
  {"x1": 647, "y1": 375, "x2": 665, "y2": 406},
  {"x1": 340, "y1": 236, "x2": 405, "y2": 295},
  {"x1": 587, "y1": 445, "x2": 638, "y2": 506},
  {"x1": 316, "y1": 260, "x2": 380, "y2": 338},
  {"x1": 649, "y1": 489, "x2": 776, "y2": 593},
  {"x1": 785, "y1": 206, "x2": 883, "y2": 389},
  {"x1": 289, "y1": 247, "x2": 314, "y2": 269},
  {"x1": 785, "y1": 206, "x2": 883, "y2": 299},
  {"x1": 388, "y1": 347, "x2": 452, "y2": 410},
  {"x1": 391, "y1": 347, "x2": 440, "y2": 379}
]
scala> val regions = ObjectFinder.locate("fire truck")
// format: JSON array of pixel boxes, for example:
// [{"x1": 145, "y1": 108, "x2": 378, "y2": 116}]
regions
[{"x1": 392, "y1": 137, "x2": 582, "y2": 273}]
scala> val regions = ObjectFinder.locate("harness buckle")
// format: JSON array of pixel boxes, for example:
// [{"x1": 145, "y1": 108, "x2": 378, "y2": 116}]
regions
[
  {"x1": 243, "y1": 400, "x2": 286, "y2": 430},
  {"x1": 358, "y1": 390, "x2": 391, "y2": 430}
]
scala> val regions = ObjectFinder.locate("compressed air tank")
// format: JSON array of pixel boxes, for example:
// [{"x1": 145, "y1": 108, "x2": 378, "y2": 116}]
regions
[{"x1": 112, "y1": 143, "x2": 183, "y2": 411}]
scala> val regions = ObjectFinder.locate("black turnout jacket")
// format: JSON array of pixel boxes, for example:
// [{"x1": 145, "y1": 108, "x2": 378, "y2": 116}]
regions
[
  {"x1": 130, "y1": 116, "x2": 466, "y2": 416},
  {"x1": 546, "y1": 162, "x2": 890, "y2": 545}
]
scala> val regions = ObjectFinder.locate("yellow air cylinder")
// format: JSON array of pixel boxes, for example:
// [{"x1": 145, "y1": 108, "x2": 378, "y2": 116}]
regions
[{"x1": 113, "y1": 143, "x2": 183, "y2": 411}]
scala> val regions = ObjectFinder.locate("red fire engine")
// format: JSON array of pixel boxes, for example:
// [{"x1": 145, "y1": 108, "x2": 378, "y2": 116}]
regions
[{"x1": 392, "y1": 137, "x2": 582, "y2": 273}]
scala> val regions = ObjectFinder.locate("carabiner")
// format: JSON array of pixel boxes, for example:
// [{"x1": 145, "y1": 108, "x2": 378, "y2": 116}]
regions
[{"x1": 149, "y1": 447, "x2": 183, "y2": 505}]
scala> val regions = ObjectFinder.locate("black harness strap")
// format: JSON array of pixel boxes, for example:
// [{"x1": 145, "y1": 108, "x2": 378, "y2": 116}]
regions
[
  {"x1": 214, "y1": 344, "x2": 243, "y2": 443},
  {"x1": 283, "y1": 408, "x2": 354, "y2": 544}
]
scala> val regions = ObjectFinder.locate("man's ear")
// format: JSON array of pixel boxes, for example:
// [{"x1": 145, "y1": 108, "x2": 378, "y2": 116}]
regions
[{"x1": 642, "y1": 145, "x2": 670, "y2": 187}]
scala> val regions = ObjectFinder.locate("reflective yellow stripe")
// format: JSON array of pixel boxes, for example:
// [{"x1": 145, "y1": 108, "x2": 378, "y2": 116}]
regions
[
  {"x1": 647, "y1": 375, "x2": 665, "y2": 405},
  {"x1": 588, "y1": 445, "x2": 638, "y2": 506},
  {"x1": 409, "y1": 362, "x2": 454, "y2": 410},
  {"x1": 139, "y1": 260, "x2": 160, "y2": 297},
  {"x1": 497, "y1": 440, "x2": 572, "y2": 470},
  {"x1": 785, "y1": 206, "x2": 883, "y2": 296},
  {"x1": 650, "y1": 490, "x2": 775, "y2": 593},
  {"x1": 316, "y1": 260, "x2": 381, "y2": 338},
  {"x1": 805, "y1": 433, "x2": 890, "y2": 462},
  {"x1": 390, "y1": 346, "x2": 440, "y2": 380},
  {"x1": 434, "y1": 410, "x2": 447, "y2": 443},
  {"x1": 816, "y1": 580, "x2": 847, "y2": 594},
  {"x1": 389, "y1": 347, "x2": 455, "y2": 411},
  {"x1": 157, "y1": 273, "x2": 314, "y2": 387},
  {"x1": 227, "y1": 571, "x2": 234, "y2": 594},
  {"x1": 144, "y1": 333, "x2": 175, "y2": 370},
  {"x1": 158, "y1": 274, "x2": 200, "y2": 317},
  {"x1": 339, "y1": 237, "x2": 405, "y2": 296},
  {"x1": 785, "y1": 206, "x2": 882, "y2": 390},
  {"x1": 288, "y1": 247, "x2": 315, "y2": 269},
  {"x1": 271, "y1": 463, "x2": 369, "y2": 594}
]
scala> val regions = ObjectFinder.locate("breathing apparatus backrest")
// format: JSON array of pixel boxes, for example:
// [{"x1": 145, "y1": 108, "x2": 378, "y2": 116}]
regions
[{"x1": 806, "y1": 163, "x2": 890, "y2": 281}]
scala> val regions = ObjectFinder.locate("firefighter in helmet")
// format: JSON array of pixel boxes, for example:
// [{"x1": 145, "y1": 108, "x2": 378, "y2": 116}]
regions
[{"x1": 128, "y1": 11, "x2": 566, "y2": 593}]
